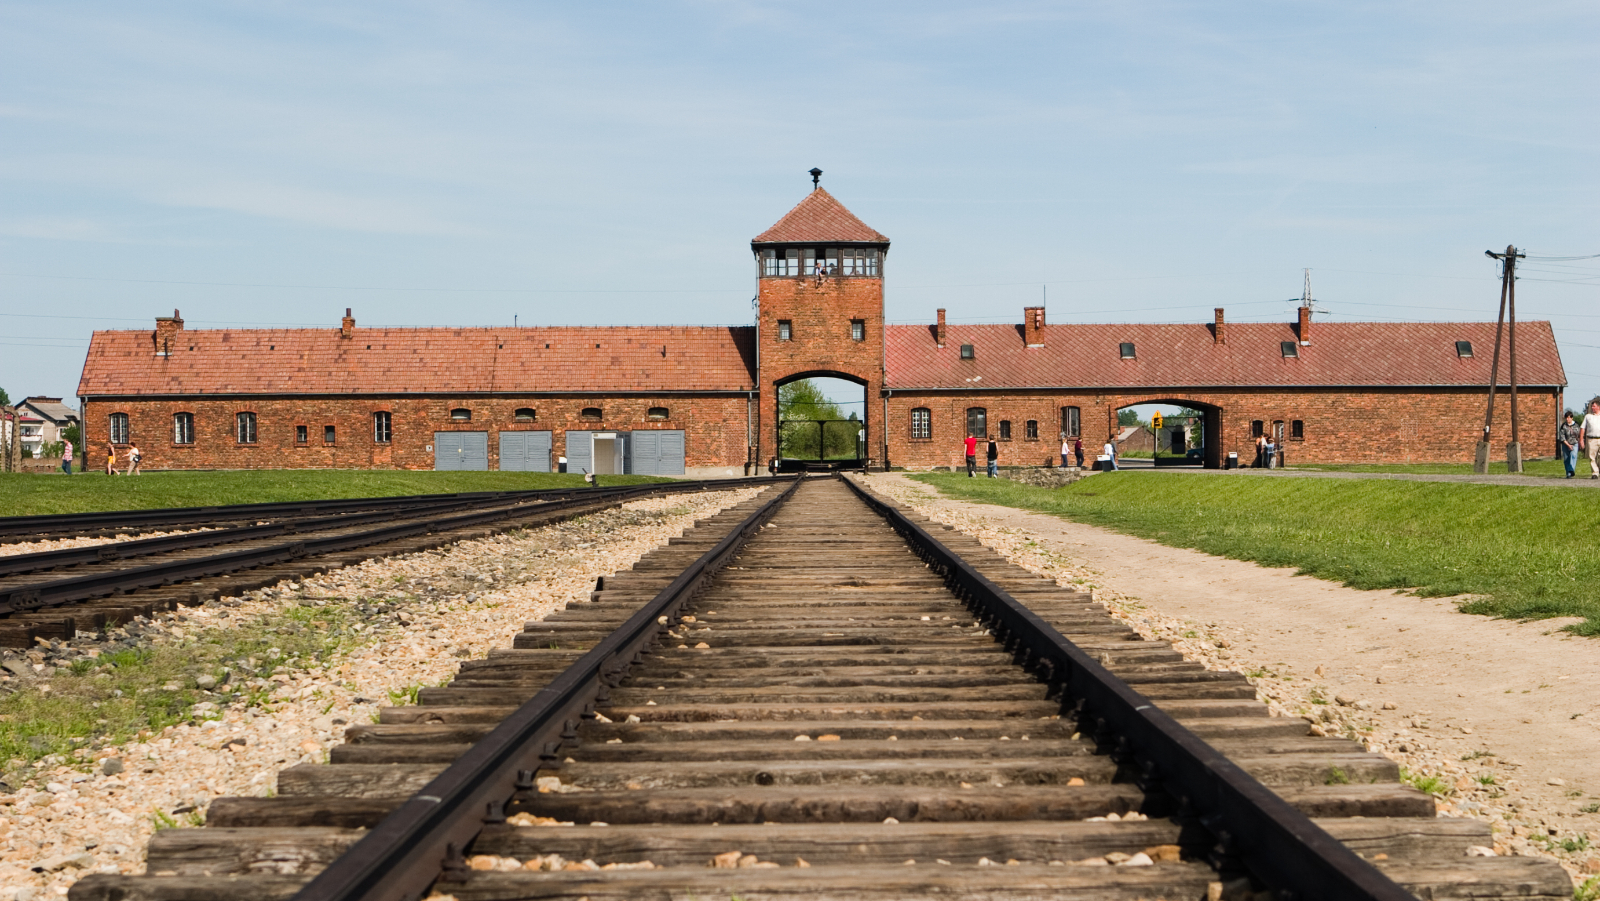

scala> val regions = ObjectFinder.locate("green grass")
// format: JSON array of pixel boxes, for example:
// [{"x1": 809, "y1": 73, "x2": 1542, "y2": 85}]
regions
[
  {"x1": 0, "y1": 469, "x2": 672, "y2": 517},
  {"x1": 1291, "y1": 458, "x2": 1570, "y2": 478},
  {"x1": 908, "y1": 471, "x2": 1600, "y2": 634}
]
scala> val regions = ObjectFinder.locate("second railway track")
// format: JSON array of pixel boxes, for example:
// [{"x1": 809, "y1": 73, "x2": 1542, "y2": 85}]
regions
[{"x1": 71, "y1": 476, "x2": 1571, "y2": 901}]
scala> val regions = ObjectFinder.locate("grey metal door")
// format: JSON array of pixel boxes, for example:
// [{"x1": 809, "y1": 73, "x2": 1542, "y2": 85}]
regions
[
  {"x1": 434, "y1": 431, "x2": 487, "y2": 471},
  {"x1": 630, "y1": 430, "x2": 685, "y2": 476},
  {"x1": 498, "y1": 431, "x2": 552, "y2": 472},
  {"x1": 565, "y1": 431, "x2": 591, "y2": 475}
]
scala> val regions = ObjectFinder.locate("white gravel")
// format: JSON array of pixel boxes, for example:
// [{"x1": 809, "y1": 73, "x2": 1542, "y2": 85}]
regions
[
  {"x1": 0, "y1": 487, "x2": 760, "y2": 899},
  {"x1": 0, "y1": 530, "x2": 215, "y2": 559}
]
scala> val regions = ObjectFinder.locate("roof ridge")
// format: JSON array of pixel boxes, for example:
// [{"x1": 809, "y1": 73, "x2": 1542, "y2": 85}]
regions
[{"x1": 752, "y1": 188, "x2": 890, "y2": 245}]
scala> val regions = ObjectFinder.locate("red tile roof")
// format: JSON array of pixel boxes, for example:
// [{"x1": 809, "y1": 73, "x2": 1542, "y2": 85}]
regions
[
  {"x1": 79, "y1": 326, "x2": 757, "y2": 397},
  {"x1": 884, "y1": 319, "x2": 1566, "y2": 390},
  {"x1": 752, "y1": 188, "x2": 890, "y2": 245}
]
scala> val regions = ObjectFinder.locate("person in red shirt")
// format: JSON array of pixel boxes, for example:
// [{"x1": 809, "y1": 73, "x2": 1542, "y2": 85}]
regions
[{"x1": 963, "y1": 434, "x2": 978, "y2": 477}]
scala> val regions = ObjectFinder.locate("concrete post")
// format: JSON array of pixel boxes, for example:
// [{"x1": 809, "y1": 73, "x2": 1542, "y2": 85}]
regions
[
  {"x1": 1505, "y1": 442, "x2": 1523, "y2": 474},
  {"x1": 1473, "y1": 441, "x2": 1490, "y2": 474}
]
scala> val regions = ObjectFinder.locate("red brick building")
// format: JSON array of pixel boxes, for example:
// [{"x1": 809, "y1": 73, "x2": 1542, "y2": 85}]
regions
[{"x1": 79, "y1": 186, "x2": 1567, "y2": 473}]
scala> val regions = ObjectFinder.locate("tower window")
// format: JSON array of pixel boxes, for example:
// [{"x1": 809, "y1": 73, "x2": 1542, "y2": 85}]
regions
[
  {"x1": 374, "y1": 411, "x2": 393, "y2": 443},
  {"x1": 778, "y1": 320, "x2": 792, "y2": 341},
  {"x1": 237, "y1": 412, "x2": 258, "y2": 444},
  {"x1": 109, "y1": 412, "x2": 129, "y2": 445},
  {"x1": 850, "y1": 320, "x2": 865, "y2": 342},
  {"x1": 841, "y1": 247, "x2": 880, "y2": 276},
  {"x1": 450, "y1": 408, "x2": 472, "y2": 421},
  {"x1": 761, "y1": 248, "x2": 800, "y2": 277},
  {"x1": 1119, "y1": 342, "x2": 1136, "y2": 359},
  {"x1": 173, "y1": 413, "x2": 194, "y2": 445},
  {"x1": 514, "y1": 408, "x2": 536, "y2": 422},
  {"x1": 910, "y1": 407, "x2": 931, "y2": 440}
]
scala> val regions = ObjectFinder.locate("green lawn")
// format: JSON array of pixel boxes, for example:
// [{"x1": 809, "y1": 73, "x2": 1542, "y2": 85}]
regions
[
  {"x1": 1291, "y1": 458, "x2": 1572, "y2": 478},
  {"x1": 0, "y1": 470, "x2": 671, "y2": 517},
  {"x1": 909, "y1": 471, "x2": 1600, "y2": 635}
]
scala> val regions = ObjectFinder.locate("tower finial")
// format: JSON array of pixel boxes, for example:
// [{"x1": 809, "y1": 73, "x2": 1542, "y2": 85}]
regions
[{"x1": 809, "y1": 167, "x2": 822, "y2": 190}]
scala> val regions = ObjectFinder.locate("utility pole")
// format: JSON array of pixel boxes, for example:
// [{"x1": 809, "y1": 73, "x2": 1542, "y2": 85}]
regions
[{"x1": 1477, "y1": 246, "x2": 1525, "y2": 473}]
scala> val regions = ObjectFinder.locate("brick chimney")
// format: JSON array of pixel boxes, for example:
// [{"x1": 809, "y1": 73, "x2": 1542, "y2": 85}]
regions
[
  {"x1": 154, "y1": 309, "x2": 183, "y2": 355},
  {"x1": 341, "y1": 308, "x2": 355, "y2": 339},
  {"x1": 1023, "y1": 306, "x2": 1045, "y2": 347},
  {"x1": 936, "y1": 309, "x2": 947, "y2": 347},
  {"x1": 1213, "y1": 307, "x2": 1226, "y2": 345},
  {"x1": 1297, "y1": 305, "x2": 1311, "y2": 345}
]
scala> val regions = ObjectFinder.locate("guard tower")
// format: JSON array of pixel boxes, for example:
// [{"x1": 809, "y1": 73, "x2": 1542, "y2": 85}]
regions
[{"x1": 753, "y1": 173, "x2": 890, "y2": 471}]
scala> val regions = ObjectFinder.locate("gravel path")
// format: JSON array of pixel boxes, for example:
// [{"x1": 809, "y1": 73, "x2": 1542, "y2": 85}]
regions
[
  {"x1": 0, "y1": 487, "x2": 760, "y2": 900},
  {"x1": 864, "y1": 472, "x2": 1600, "y2": 885}
]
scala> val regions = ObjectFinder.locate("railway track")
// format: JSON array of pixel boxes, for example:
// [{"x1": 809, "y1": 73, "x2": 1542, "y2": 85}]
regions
[
  {"x1": 70, "y1": 476, "x2": 1571, "y2": 901},
  {"x1": 0, "y1": 478, "x2": 775, "y2": 648}
]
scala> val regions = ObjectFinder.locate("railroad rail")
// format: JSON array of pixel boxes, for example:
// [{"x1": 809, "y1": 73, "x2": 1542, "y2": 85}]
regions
[
  {"x1": 71, "y1": 476, "x2": 1572, "y2": 901},
  {"x1": 0, "y1": 477, "x2": 777, "y2": 648}
]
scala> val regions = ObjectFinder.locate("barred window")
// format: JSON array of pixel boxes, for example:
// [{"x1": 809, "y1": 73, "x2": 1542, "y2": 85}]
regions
[
  {"x1": 910, "y1": 408, "x2": 931, "y2": 440},
  {"x1": 998, "y1": 420, "x2": 1012, "y2": 441},
  {"x1": 324, "y1": 425, "x2": 337, "y2": 445},
  {"x1": 373, "y1": 411, "x2": 392, "y2": 443},
  {"x1": 237, "y1": 412, "x2": 258, "y2": 444},
  {"x1": 850, "y1": 320, "x2": 865, "y2": 342},
  {"x1": 777, "y1": 320, "x2": 792, "y2": 341},
  {"x1": 173, "y1": 413, "x2": 194, "y2": 445},
  {"x1": 1291, "y1": 419, "x2": 1304, "y2": 439},
  {"x1": 109, "y1": 412, "x2": 129, "y2": 445},
  {"x1": 296, "y1": 425, "x2": 308, "y2": 444},
  {"x1": 1026, "y1": 419, "x2": 1039, "y2": 440}
]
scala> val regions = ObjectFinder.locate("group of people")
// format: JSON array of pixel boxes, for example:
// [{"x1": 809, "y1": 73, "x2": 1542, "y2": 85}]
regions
[
  {"x1": 103, "y1": 443, "x2": 141, "y2": 476},
  {"x1": 962, "y1": 432, "x2": 1108, "y2": 477},
  {"x1": 1558, "y1": 400, "x2": 1600, "y2": 479},
  {"x1": 1253, "y1": 432, "x2": 1279, "y2": 469}
]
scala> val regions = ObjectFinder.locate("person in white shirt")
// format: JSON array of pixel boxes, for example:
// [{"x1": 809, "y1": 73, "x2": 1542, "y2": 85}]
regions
[
  {"x1": 1103, "y1": 435, "x2": 1118, "y2": 471},
  {"x1": 1582, "y1": 400, "x2": 1600, "y2": 480}
]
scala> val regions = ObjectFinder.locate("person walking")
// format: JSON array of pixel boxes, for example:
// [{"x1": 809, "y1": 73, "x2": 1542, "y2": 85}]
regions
[
  {"x1": 1582, "y1": 400, "x2": 1600, "y2": 480},
  {"x1": 1103, "y1": 434, "x2": 1118, "y2": 471},
  {"x1": 60, "y1": 438, "x2": 73, "y2": 475},
  {"x1": 1558, "y1": 412, "x2": 1581, "y2": 479},
  {"x1": 105, "y1": 443, "x2": 117, "y2": 476},
  {"x1": 1059, "y1": 432, "x2": 1070, "y2": 469},
  {"x1": 1073, "y1": 437, "x2": 1084, "y2": 469},
  {"x1": 986, "y1": 435, "x2": 999, "y2": 478},
  {"x1": 126, "y1": 443, "x2": 142, "y2": 476},
  {"x1": 964, "y1": 434, "x2": 978, "y2": 477}
]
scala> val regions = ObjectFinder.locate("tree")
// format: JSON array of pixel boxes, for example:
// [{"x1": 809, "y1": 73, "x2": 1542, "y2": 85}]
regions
[
  {"x1": 778, "y1": 379, "x2": 855, "y2": 460},
  {"x1": 0, "y1": 387, "x2": 9, "y2": 406},
  {"x1": 1117, "y1": 409, "x2": 1141, "y2": 427},
  {"x1": 779, "y1": 380, "x2": 844, "y2": 422}
]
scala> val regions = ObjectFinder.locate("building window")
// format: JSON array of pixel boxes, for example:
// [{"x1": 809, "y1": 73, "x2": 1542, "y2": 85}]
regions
[
  {"x1": 804, "y1": 248, "x2": 838, "y2": 276},
  {"x1": 777, "y1": 320, "x2": 792, "y2": 341},
  {"x1": 841, "y1": 247, "x2": 880, "y2": 276},
  {"x1": 1281, "y1": 341, "x2": 1299, "y2": 358},
  {"x1": 761, "y1": 248, "x2": 799, "y2": 277},
  {"x1": 373, "y1": 411, "x2": 392, "y2": 443},
  {"x1": 646, "y1": 407, "x2": 670, "y2": 421},
  {"x1": 910, "y1": 408, "x2": 931, "y2": 440},
  {"x1": 960, "y1": 344, "x2": 974, "y2": 360},
  {"x1": 296, "y1": 425, "x2": 308, "y2": 444},
  {"x1": 324, "y1": 425, "x2": 336, "y2": 445},
  {"x1": 173, "y1": 413, "x2": 194, "y2": 445},
  {"x1": 1026, "y1": 419, "x2": 1039, "y2": 440},
  {"x1": 850, "y1": 320, "x2": 865, "y2": 342},
  {"x1": 1251, "y1": 420, "x2": 1264, "y2": 438},
  {"x1": 237, "y1": 412, "x2": 258, "y2": 445},
  {"x1": 998, "y1": 420, "x2": 1012, "y2": 441},
  {"x1": 1119, "y1": 342, "x2": 1136, "y2": 359},
  {"x1": 1456, "y1": 341, "x2": 1474, "y2": 358},
  {"x1": 966, "y1": 407, "x2": 987, "y2": 439},
  {"x1": 1291, "y1": 419, "x2": 1305, "y2": 439},
  {"x1": 513, "y1": 408, "x2": 536, "y2": 422},
  {"x1": 109, "y1": 413, "x2": 129, "y2": 445},
  {"x1": 450, "y1": 408, "x2": 472, "y2": 421},
  {"x1": 580, "y1": 407, "x2": 603, "y2": 421},
  {"x1": 1060, "y1": 406, "x2": 1081, "y2": 438}
]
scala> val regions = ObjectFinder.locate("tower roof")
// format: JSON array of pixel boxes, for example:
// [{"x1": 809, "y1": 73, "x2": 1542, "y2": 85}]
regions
[{"x1": 752, "y1": 188, "x2": 889, "y2": 245}]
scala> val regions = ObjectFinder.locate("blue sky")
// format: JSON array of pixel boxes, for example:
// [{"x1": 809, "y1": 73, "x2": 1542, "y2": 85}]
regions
[{"x1": 3, "y1": 1, "x2": 1597, "y2": 416}]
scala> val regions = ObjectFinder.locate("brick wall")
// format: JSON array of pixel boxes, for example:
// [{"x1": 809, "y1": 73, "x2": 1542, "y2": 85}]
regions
[
  {"x1": 756, "y1": 273, "x2": 884, "y2": 466},
  {"x1": 82, "y1": 394, "x2": 752, "y2": 472},
  {"x1": 884, "y1": 387, "x2": 1563, "y2": 469}
]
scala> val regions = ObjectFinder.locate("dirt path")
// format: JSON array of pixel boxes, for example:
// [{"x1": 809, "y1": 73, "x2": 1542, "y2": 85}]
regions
[{"x1": 864, "y1": 472, "x2": 1600, "y2": 880}]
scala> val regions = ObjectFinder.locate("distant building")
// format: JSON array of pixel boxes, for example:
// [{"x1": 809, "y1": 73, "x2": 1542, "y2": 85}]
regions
[
  {"x1": 78, "y1": 185, "x2": 1567, "y2": 472},
  {"x1": 16, "y1": 397, "x2": 80, "y2": 452}
]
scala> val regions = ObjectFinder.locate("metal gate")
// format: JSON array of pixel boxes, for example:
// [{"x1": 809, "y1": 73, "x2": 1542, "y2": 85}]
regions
[
  {"x1": 498, "y1": 431, "x2": 552, "y2": 472},
  {"x1": 630, "y1": 430, "x2": 685, "y2": 476},
  {"x1": 779, "y1": 419, "x2": 865, "y2": 463},
  {"x1": 433, "y1": 432, "x2": 488, "y2": 471}
]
